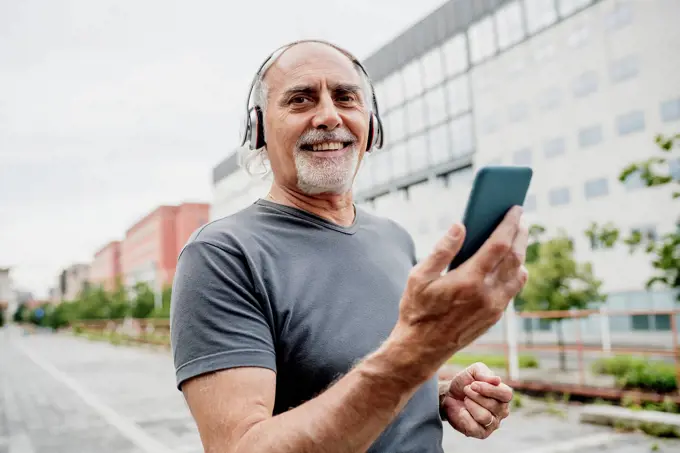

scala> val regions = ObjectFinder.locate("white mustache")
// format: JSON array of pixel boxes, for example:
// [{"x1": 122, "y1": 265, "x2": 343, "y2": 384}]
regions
[{"x1": 297, "y1": 128, "x2": 357, "y2": 147}]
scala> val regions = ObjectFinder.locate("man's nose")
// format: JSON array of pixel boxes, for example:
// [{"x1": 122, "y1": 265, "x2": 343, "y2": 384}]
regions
[{"x1": 311, "y1": 92, "x2": 342, "y2": 130}]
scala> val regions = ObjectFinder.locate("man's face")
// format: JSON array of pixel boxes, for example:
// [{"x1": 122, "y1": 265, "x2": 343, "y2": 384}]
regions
[{"x1": 262, "y1": 43, "x2": 371, "y2": 195}]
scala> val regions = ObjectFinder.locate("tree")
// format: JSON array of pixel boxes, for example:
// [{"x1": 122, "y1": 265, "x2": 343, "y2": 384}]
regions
[
  {"x1": 518, "y1": 232, "x2": 606, "y2": 371},
  {"x1": 129, "y1": 282, "x2": 155, "y2": 319},
  {"x1": 585, "y1": 133, "x2": 679, "y2": 300},
  {"x1": 514, "y1": 224, "x2": 546, "y2": 345},
  {"x1": 13, "y1": 302, "x2": 27, "y2": 323},
  {"x1": 0, "y1": 307, "x2": 5, "y2": 327}
]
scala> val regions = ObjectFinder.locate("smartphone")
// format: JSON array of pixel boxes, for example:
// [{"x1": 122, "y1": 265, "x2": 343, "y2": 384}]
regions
[{"x1": 447, "y1": 166, "x2": 533, "y2": 271}]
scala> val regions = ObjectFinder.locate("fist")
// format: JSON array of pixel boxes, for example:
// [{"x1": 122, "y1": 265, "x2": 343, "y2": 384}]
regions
[{"x1": 441, "y1": 362, "x2": 513, "y2": 439}]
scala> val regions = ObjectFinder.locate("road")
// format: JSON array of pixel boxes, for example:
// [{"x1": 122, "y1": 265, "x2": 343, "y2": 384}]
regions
[{"x1": 1, "y1": 327, "x2": 677, "y2": 453}]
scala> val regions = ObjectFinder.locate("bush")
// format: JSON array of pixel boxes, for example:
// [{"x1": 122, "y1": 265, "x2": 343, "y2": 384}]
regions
[
  {"x1": 448, "y1": 353, "x2": 540, "y2": 369},
  {"x1": 0, "y1": 308, "x2": 5, "y2": 327},
  {"x1": 593, "y1": 355, "x2": 677, "y2": 393}
]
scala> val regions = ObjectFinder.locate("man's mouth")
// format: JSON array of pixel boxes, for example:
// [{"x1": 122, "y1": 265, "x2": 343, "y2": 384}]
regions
[{"x1": 300, "y1": 141, "x2": 353, "y2": 152}]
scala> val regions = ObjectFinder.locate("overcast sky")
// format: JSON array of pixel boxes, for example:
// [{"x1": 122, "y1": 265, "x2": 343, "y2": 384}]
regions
[{"x1": 0, "y1": 0, "x2": 447, "y2": 298}]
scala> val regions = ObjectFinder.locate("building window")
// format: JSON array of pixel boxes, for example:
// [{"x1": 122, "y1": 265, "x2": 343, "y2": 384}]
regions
[
  {"x1": 584, "y1": 178, "x2": 608, "y2": 199},
  {"x1": 544, "y1": 137, "x2": 566, "y2": 158},
  {"x1": 631, "y1": 314, "x2": 650, "y2": 331},
  {"x1": 630, "y1": 225, "x2": 657, "y2": 242},
  {"x1": 512, "y1": 148, "x2": 532, "y2": 166},
  {"x1": 428, "y1": 122, "x2": 451, "y2": 165},
  {"x1": 660, "y1": 98, "x2": 680, "y2": 123},
  {"x1": 538, "y1": 87, "x2": 561, "y2": 111},
  {"x1": 421, "y1": 47, "x2": 445, "y2": 89},
  {"x1": 495, "y1": 1, "x2": 525, "y2": 50},
  {"x1": 450, "y1": 114, "x2": 473, "y2": 157},
  {"x1": 425, "y1": 86, "x2": 447, "y2": 126},
  {"x1": 549, "y1": 187, "x2": 570, "y2": 206},
  {"x1": 446, "y1": 75, "x2": 470, "y2": 117},
  {"x1": 578, "y1": 124, "x2": 603, "y2": 148},
  {"x1": 605, "y1": 1, "x2": 632, "y2": 31},
  {"x1": 558, "y1": 0, "x2": 592, "y2": 18},
  {"x1": 469, "y1": 17, "x2": 496, "y2": 63},
  {"x1": 508, "y1": 102, "x2": 530, "y2": 123},
  {"x1": 406, "y1": 97, "x2": 426, "y2": 136},
  {"x1": 383, "y1": 71, "x2": 404, "y2": 111},
  {"x1": 407, "y1": 133, "x2": 429, "y2": 173},
  {"x1": 624, "y1": 170, "x2": 645, "y2": 190},
  {"x1": 609, "y1": 54, "x2": 639, "y2": 84},
  {"x1": 524, "y1": 193, "x2": 537, "y2": 212},
  {"x1": 443, "y1": 34, "x2": 468, "y2": 77},
  {"x1": 525, "y1": 0, "x2": 558, "y2": 33},
  {"x1": 669, "y1": 158, "x2": 680, "y2": 181},
  {"x1": 402, "y1": 59, "x2": 424, "y2": 100},
  {"x1": 390, "y1": 143, "x2": 409, "y2": 181},
  {"x1": 654, "y1": 314, "x2": 671, "y2": 331},
  {"x1": 572, "y1": 71, "x2": 598, "y2": 98},
  {"x1": 616, "y1": 110, "x2": 645, "y2": 136}
]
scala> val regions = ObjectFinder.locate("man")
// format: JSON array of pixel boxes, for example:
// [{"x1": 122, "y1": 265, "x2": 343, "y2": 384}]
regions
[{"x1": 170, "y1": 40, "x2": 528, "y2": 453}]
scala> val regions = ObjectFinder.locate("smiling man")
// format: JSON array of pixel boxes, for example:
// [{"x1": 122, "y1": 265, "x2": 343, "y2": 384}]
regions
[{"x1": 170, "y1": 40, "x2": 528, "y2": 453}]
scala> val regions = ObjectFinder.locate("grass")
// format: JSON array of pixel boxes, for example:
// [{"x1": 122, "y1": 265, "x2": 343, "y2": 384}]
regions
[
  {"x1": 447, "y1": 352, "x2": 539, "y2": 369},
  {"x1": 592, "y1": 355, "x2": 677, "y2": 393}
]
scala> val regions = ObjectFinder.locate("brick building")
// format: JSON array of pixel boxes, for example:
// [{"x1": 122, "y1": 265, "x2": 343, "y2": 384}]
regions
[
  {"x1": 89, "y1": 241, "x2": 122, "y2": 291},
  {"x1": 121, "y1": 203, "x2": 209, "y2": 289}
]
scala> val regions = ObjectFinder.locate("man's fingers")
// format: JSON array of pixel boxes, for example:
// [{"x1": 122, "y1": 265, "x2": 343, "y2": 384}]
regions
[
  {"x1": 464, "y1": 385, "x2": 508, "y2": 419},
  {"x1": 443, "y1": 398, "x2": 485, "y2": 439},
  {"x1": 464, "y1": 396, "x2": 495, "y2": 429},
  {"x1": 471, "y1": 381, "x2": 514, "y2": 404},
  {"x1": 494, "y1": 220, "x2": 529, "y2": 282},
  {"x1": 471, "y1": 206, "x2": 523, "y2": 275},
  {"x1": 413, "y1": 223, "x2": 466, "y2": 279},
  {"x1": 466, "y1": 362, "x2": 501, "y2": 385}
]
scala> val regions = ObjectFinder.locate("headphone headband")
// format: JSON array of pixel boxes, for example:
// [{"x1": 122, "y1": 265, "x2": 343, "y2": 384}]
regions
[{"x1": 240, "y1": 39, "x2": 384, "y2": 151}]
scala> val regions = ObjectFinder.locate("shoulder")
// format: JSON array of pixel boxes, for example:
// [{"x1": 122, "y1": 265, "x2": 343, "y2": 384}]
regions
[{"x1": 179, "y1": 202, "x2": 264, "y2": 259}]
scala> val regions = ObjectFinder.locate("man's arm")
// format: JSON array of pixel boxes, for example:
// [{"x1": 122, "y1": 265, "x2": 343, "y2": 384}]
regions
[{"x1": 183, "y1": 331, "x2": 428, "y2": 453}]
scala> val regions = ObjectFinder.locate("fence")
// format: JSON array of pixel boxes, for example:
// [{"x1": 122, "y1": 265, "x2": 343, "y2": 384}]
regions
[{"x1": 462, "y1": 305, "x2": 680, "y2": 404}]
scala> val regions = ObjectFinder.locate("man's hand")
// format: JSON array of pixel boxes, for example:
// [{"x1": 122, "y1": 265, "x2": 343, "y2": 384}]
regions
[{"x1": 440, "y1": 363, "x2": 513, "y2": 439}]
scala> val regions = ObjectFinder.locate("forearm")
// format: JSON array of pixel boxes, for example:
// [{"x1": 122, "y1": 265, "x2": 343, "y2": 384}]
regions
[{"x1": 235, "y1": 335, "x2": 432, "y2": 453}]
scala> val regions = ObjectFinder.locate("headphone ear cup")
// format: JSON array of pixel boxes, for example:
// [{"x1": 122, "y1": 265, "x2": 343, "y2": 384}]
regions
[
  {"x1": 366, "y1": 114, "x2": 376, "y2": 152},
  {"x1": 248, "y1": 106, "x2": 266, "y2": 150}
]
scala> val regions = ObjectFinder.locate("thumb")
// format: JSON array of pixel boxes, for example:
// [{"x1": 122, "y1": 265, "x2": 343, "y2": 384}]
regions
[{"x1": 415, "y1": 223, "x2": 466, "y2": 279}]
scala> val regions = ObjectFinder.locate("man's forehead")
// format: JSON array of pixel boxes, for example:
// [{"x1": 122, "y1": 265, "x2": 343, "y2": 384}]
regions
[{"x1": 264, "y1": 42, "x2": 361, "y2": 92}]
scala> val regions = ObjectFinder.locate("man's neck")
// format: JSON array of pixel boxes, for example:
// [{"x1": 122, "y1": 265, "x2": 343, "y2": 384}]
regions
[{"x1": 267, "y1": 185, "x2": 356, "y2": 227}]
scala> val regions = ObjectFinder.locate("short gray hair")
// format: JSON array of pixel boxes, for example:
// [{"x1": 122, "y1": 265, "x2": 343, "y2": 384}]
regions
[{"x1": 239, "y1": 50, "x2": 375, "y2": 179}]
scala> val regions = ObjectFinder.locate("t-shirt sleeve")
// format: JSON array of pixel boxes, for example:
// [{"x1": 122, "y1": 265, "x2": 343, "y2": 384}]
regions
[{"x1": 170, "y1": 239, "x2": 276, "y2": 390}]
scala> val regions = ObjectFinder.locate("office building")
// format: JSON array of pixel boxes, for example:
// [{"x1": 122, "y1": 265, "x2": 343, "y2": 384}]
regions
[
  {"x1": 121, "y1": 203, "x2": 210, "y2": 289},
  {"x1": 211, "y1": 0, "x2": 679, "y2": 338},
  {"x1": 89, "y1": 241, "x2": 122, "y2": 292}
]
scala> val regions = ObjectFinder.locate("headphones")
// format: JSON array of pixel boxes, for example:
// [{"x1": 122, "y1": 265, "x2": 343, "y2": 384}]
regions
[{"x1": 239, "y1": 39, "x2": 384, "y2": 153}]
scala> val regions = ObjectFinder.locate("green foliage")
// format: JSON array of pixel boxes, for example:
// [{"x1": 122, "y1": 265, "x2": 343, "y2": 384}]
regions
[
  {"x1": 447, "y1": 353, "x2": 539, "y2": 369},
  {"x1": 518, "y1": 232, "x2": 605, "y2": 370},
  {"x1": 13, "y1": 303, "x2": 27, "y2": 323},
  {"x1": 585, "y1": 132, "x2": 680, "y2": 299},
  {"x1": 19, "y1": 282, "x2": 170, "y2": 329},
  {"x1": 592, "y1": 355, "x2": 677, "y2": 393}
]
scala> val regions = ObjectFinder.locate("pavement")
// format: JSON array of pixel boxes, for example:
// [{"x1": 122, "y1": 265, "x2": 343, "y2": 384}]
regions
[{"x1": 1, "y1": 326, "x2": 679, "y2": 453}]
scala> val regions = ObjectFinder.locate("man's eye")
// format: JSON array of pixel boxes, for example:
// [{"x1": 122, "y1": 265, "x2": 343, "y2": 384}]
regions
[
  {"x1": 337, "y1": 95, "x2": 355, "y2": 102},
  {"x1": 291, "y1": 96, "x2": 310, "y2": 104}
]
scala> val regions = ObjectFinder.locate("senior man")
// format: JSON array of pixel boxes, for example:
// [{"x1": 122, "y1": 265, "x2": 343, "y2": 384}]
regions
[{"x1": 170, "y1": 39, "x2": 528, "y2": 453}]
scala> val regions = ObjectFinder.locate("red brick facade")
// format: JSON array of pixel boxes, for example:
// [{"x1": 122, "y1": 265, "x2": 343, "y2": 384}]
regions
[{"x1": 90, "y1": 241, "x2": 122, "y2": 291}]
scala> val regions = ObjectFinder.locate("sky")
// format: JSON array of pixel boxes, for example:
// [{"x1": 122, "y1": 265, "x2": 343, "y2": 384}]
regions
[{"x1": 0, "y1": 0, "x2": 448, "y2": 298}]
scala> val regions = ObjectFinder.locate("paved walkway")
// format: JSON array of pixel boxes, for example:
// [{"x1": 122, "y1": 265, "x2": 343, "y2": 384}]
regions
[{"x1": 1, "y1": 327, "x2": 678, "y2": 453}]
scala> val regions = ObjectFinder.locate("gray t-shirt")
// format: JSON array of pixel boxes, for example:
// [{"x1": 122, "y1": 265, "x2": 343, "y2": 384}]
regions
[{"x1": 170, "y1": 198, "x2": 444, "y2": 453}]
